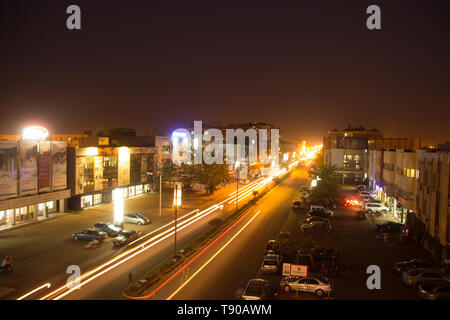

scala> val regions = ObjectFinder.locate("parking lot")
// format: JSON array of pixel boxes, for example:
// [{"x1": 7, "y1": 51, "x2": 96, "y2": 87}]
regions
[{"x1": 247, "y1": 189, "x2": 437, "y2": 300}]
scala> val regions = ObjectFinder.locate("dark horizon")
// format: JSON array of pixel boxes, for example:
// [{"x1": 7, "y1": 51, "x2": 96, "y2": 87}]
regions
[{"x1": 1, "y1": 0, "x2": 449, "y2": 145}]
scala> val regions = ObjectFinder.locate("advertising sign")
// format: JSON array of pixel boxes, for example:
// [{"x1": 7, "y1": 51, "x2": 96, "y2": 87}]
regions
[
  {"x1": 118, "y1": 147, "x2": 130, "y2": 186},
  {"x1": 39, "y1": 140, "x2": 51, "y2": 192},
  {"x1": 94, "y1": 156, "x2": 104, "y2": 191},
  {"x1": 0, "y1": 142, "x2": 18, "y2": 199},
  {"x1": 52, "y1": 141, "x2": 67, "y2": 190},
  {"x1": 76, "y1": 157, "x2": 86, "y2": 195},
  {"x1": 20, "y1": 140, "x2": 38, "y2": 195},
  {"x1": 282, "y1": 263, "x2": 309, "y2": 277}
]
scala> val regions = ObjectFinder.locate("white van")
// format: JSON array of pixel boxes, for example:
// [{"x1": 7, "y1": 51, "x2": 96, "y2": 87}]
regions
[{"x1": 310, "y1": 205, "x2": 334, "y2": 217}]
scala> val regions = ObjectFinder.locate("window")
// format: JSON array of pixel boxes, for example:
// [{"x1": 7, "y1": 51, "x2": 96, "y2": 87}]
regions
[
  {"x1": 94, "y1": 193, "x2": 102, "y2": 205},
  {"x1": 46, "y1": 201, "x2": 54, "y2": 209}
]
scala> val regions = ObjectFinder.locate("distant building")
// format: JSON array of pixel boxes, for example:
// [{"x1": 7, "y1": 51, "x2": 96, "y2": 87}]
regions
[{"x1": 323, "y1": 128, "x2": 383, "y2": 184}]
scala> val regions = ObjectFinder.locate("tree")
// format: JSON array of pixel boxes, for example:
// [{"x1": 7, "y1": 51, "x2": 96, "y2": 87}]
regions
[
  {"x1": 178, "y1": 163, "x2": 196, "y2": 190},
  {"x1": 309, "y1": 164, "x2": 339, "y2": 205},
  {"x1": 162, "y1": 161, "x2": 176, "y2": 183},
  {"x1": 197, "y1": 163, "x2": 230, "y2": 194}
]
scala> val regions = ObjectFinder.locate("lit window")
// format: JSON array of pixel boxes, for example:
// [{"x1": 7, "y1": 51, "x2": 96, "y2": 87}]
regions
[
  {"x1": 0, "y1": 211, "x2": 4, "y2": 220},
  {"x1": 410, "y1": 170, "x2": 415, "y2": 178},
  {"x1": 46, "y1": 201, "x2": 54, "y2": 209}
]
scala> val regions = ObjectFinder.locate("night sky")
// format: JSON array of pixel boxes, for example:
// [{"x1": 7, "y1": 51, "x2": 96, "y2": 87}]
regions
[{"x1": 1, "y1": 0, "x2": 449, "y2": 144}]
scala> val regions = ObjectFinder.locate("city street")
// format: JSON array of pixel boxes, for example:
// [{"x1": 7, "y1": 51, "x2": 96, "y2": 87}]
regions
[
  {"x1": 0, "y1": 182, "x2": 242, "y2": 299},
  {"x1": 152, "y1": 181, "x2": 434, "y2": 300}
]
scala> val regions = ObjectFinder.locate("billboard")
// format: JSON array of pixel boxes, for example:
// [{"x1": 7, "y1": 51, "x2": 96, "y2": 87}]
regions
[
  {"x1": 94, "y1": 156, "x2": 103, "y2": 191},
  {"x1": 52, "y1": 141, "x2": 67, "y2": 190},
  {"x1": 75, "y1": 157, "x2": 86, "y2": 195},
  {"x1": 20, "y1": 140, "x2": 38, "y2": 195},
  {"x1": 39, "y1": 140, "x2": 51, "y2": 192},
  {"x1": 0, "y1": 142, "x2": 18, "y2": 199},
  {"x1": 118, "y1": 147, "x2": 130, "y2": 186}
]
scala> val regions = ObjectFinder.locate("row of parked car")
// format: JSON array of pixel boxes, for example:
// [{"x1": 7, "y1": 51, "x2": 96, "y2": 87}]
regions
[
  {"x1": 393, "y1": 258, "x2": 450, "y2": 300},
  {"x1": 71, "y1": 212, "x2": 150, "y2": 247}
]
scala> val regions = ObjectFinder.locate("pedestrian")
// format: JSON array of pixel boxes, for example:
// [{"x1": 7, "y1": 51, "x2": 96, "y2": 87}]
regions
[{"x1": 128, "y1": 272, "x2": 133, "y2": 283}]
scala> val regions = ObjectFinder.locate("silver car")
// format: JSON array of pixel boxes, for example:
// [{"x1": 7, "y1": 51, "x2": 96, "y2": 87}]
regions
[
  {"x1": 261, "y1": 254, "x2": 282, "y2": 273},
  {"x1": 281, "y1": 273, "x2": 332, "y2": 297},
  {"x1": 402, "y1": 268, "x2": 448, "y2": 286},
  {"x1": 300, "y1": 220, "x2": 332, "y2": 233},
  {"x1": 241, "y1": 279, "x2": 273, "y2": 300},
  {"x1": 418, "y1": 281, "x2": 450, "y2": 300}
]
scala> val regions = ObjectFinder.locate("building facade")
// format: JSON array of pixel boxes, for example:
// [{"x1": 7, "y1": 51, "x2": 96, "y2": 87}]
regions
[{"x1": 0, "y1": 130, "x2": 70, "y2": 227}]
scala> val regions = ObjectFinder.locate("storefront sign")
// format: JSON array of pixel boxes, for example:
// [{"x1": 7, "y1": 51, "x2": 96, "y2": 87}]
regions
[
  {"x1": 39, "y1": 140, "x2": 51, "y2": 192},
  {"x1": 19, "y1": 140, "x2": 38, "y2": 195},
  {"x1": 75, "y1": 157, "x2": 86, "y2": 194},
  {"x1": 52, "y1": 141, "x2": 67, "y2": 190},
  {"x1": 118, "y1": 147, "x2": 130, "y2": 186},
  {"x1": 94, "y1": 156, "x2": 103, "y2": 191},
  {"x1": 0, "y1": 142, "x2": 18, "y2": 199},
  {"x1": 282, "y1": 263, "x2": 309, "y2": 277}
]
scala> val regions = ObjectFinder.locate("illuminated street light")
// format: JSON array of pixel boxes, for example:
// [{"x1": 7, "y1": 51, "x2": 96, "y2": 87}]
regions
[
  {"x1": 114, "y1": 188, "x2": 124, "y2": 227},
  {"x1": 22, "y1": 126, "x2": 49, "y2": 141},
  {"x1": 173, "y1": 182, "x2": 182, "y2": 256}
]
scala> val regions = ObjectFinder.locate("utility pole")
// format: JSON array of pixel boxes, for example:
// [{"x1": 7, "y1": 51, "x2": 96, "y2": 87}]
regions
[
  {"x1": 174, "y1": 184, "x2": 178, "y2": 256},
  {"x1": 159, "y1": 174, "x2": 162, "y2": 216}
]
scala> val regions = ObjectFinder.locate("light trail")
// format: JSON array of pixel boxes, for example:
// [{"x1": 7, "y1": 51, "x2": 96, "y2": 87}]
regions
[
  {"x1": 45, "y1": 204, "x2": 225, "y2": 300},
  {"x1": 16, "y1": 283, "x2": 51, "y2": 300},
  {"x1": 167, "y1": 210, "x2": 262, "y2": 300}
]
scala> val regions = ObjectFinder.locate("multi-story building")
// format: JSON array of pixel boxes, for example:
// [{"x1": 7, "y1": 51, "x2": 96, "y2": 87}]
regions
[
  {"x1": 323, "y1": 128, "x2": 383, "y2": 184},
  {"x1": 414, "y1": 144, "x2": 450, "y2": 263},
  {"x1": 0, "y1": 127, "x2": 71, "y2": 227},
  {"x1": 65, "y1": 128, "x2": 157, "y2": 210}
]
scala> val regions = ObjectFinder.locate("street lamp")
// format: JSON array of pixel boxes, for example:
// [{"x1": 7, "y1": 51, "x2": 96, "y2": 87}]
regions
[
  {"x1": 235, "y1": 161, "x2": 240, "y2": 213},
  {"x1": 173, "y1": 182, "x2": 182, "y2": 256},
  {"x1": 114, "y1": 188, "x2": 124, "y2": 228}
]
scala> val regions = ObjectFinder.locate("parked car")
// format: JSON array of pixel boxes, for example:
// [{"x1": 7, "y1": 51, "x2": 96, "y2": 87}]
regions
[
  {"x1": 356, "y1": 185, "x2": 367, "y2": 192},
  {"x1": 292, "y1": 200, "x2": 303, "y2": 210},
  {"x1": 376, "y1": 221, "x2": 404, "y2": 233},
  {"x1": 93, "y1": 222, "x2": 123, "y2": 237},
  {"x1": 418, "y1": 281, "x2": 450, "y2": 300},
  {"x1": 241, "y1": 279, "x2": 274, "y2": 300},
  {"x1": 402, "y1": 268, "x2": 448, "y2": 286},
  {"x1": 360, "y1": 190, "x2": 376, "y2": 197},
  {"x1": 72, "y1": 229, "x2": 107, "y2": 241},
  {"x1": 307, "y1": 210, "x2": 332, "y2": 219},
  {"x1": 124, "y1": 212, "x2": 150, "y2": 225},
  {"x1": 113, "y1": 230, "x2": 141, "y2": 247},
  {"x1": 261, "y1": 254, "x2": 282, "y2": 273},
  {"x1": 365, "y1": 202, "x2": 389, "y2": 214},
  {"x1": 393, "y1": 258, "x2": 435, "y2": 274},
  {"x1": 300, "y1": 191, "x2": 309, "y2": 199},
  {"x1": 265, "y1": 240, "x2": 280, "y2": 255},
  {"x1": 301, "y1": 216, "x2": 330, "y2": 225},
  {"x1": 300, "y1": 220, "x2": 332, "y2": 233},
  {"x1": 280, "y1": 273, "x2": 333, "y2": 296},
  {"x1": 310, "y1": 205, "x2": 334, "y2": 217}
]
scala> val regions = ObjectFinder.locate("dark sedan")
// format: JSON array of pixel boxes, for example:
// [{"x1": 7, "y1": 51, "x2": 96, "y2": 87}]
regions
[
  {"x1": 307, "y1": 210, "x2": 331, "y2": 219},
  {"x1": 393, "y1": 258, "x2": 435, "y2": 274},
  {"x1": 93, "y1": 222, "x2": 123, "y2": 237},
  {"x1": 376, "y1": 221, "x2": 404, "y2": 233},
  {"x1": 113, "y1": 230, "x2": 141, "y2": 247},
  {"x1": 72, "y1": 229, "x2": 107, "y2": 241},
  {"x1": 264, "y1": 240, "x2": 280, "y2": 255}
]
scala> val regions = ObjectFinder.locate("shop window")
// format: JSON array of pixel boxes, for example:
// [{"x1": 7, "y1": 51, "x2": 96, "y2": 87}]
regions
[
  {"x1": 38, "y1": 203, "x2": 45, "y2": 211},
  {"x1": 0, "y1": 211, "x2": 4, "y2": 221},
  {"x1": 46, "y1": 201, "x2": 54, "y2": 209},
  {"x1": 94, "y1": 193, "x2": 103, "y2": 205},
  {"x1": 129, "y1": 186, "x2": 135, "y2": 197},
  {"x1": 81, "y1": 195, "x2": 93, "y2": 208},
  {"x1": 136, "y1": 185, "x2": 143, "y2": 195}
]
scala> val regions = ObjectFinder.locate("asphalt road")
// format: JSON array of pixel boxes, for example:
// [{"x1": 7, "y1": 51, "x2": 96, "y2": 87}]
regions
[
  {"x1": 0, "y1": 182, "x2": 254, "y2": 299},
  {"x1": 152, "y1": 175, "x2": 434, "y2": 300},
  {"x1": 153, "y1": 168, "x2": 308, "y2": 300}
]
